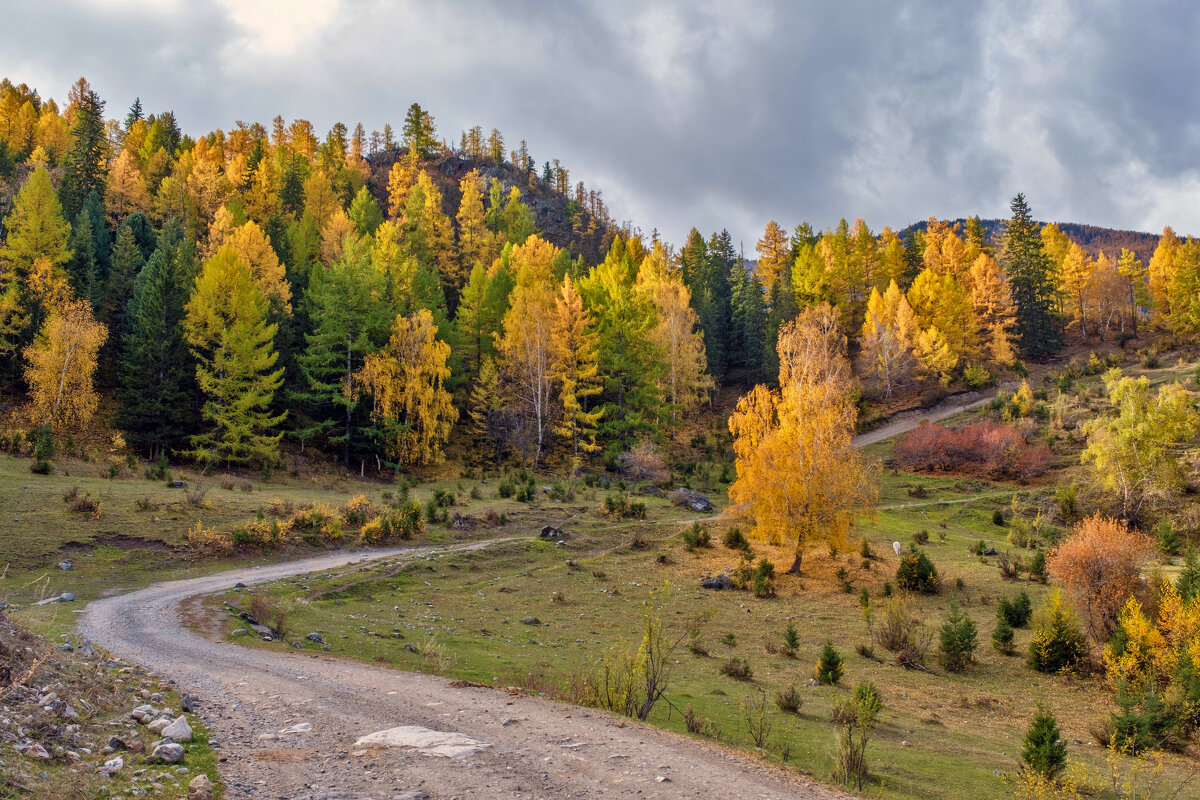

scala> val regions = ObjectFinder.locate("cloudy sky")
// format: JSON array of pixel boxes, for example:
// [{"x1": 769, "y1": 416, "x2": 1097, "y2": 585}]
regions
[{"x1": 3, "y1": 0, "x2": 1197, "y2": 248}]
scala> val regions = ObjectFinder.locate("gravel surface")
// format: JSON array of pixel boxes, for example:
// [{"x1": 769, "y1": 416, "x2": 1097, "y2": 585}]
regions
[{"x1": 79, "y1": 544, "x2": 848, "y2": 799}]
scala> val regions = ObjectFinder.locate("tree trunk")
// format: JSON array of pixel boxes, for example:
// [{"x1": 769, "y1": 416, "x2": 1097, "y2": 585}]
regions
[{"x1": 787, "y1": 550, "x2": 803, "y2": 576}]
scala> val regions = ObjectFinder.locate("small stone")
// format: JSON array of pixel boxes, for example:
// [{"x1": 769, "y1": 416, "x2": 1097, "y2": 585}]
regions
[
  {"x1": 278, "y1": 722, "x2": 311, "y2": 734},
  {"x1": 59, "y1": 561, "x2": 72, "y2": 570},
  {"x1": 26, "y1": 743, "x2": 50, "y2": 760},
  {"x1": 521, "y1": 616, "x2": 540, "y2": 625},
  {"x1": 306, "y1": 632, "x2": 327, "y2": 645},
  {"x1": 152, "y1": 743, "x2": 185, "y2": 763},
  {"x1": 99, "y1": 756, "x2": 125, "y2": 776},
  {"x1": 162, "y1": 715, "x2": 193, "y2": 742},
  {"x1": 901, "y1": 740, "x2": 912, "y2": 747},
  {"x1": 187, "y1": 774, "x2": 213, "y2": 800}
]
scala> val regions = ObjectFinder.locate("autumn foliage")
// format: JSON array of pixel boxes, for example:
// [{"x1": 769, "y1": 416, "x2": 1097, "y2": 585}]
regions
[
  {"x1": 1048, "y1": 515, "x2": 1154, "y2": 641},
  {"x1": 894, "y1": 420, "x2": 1050, "y2": 479}
]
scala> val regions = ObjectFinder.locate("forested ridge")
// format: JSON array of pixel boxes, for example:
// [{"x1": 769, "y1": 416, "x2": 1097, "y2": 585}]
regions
[{"x1": 2, "y1": 75, "x2": 1200, "y2": 477}]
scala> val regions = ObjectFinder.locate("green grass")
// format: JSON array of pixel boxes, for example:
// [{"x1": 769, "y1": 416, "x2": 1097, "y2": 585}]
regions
[{"x1": 217, "y1": 467, "x2": 1197, "y2": 799}]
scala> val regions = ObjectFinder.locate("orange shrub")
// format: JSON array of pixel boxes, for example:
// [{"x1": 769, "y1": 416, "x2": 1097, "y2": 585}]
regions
[{"x1": 1048, "y1": 515, "x2": 1153, "y2": 641}]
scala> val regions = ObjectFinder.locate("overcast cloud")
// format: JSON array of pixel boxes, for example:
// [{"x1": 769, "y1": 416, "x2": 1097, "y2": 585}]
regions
[{"x1": 3, "y1": 0, "x2": 1197, "y2": 248}]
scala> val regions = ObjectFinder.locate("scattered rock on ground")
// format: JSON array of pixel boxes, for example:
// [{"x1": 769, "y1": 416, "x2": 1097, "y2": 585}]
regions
[
  {"x1": 521, "y1": 616, "x2": 540, "y2": 625},
  {"x1": 701, "y1": 573, "x2": 731, "y2": 590},
  {"x1": 670, "y1": 488, "x2": 713, "y2": 513},
  {"x1": 98, "y1": 755, "x2": 124, "y2": 776},
  {"x1": 162, "y1": 715, "x2": 193, "y2": 742},
  {"x1": 152, "y1": 742, "x2": 185, "y2": 763},
  {"x1": 187, "y1": 773, "x2": 214, "y2": 800},
  {"x1": 539, "y1": 525, "x2": 565, "y2": 541},
  {"x1": 306, "y1": 632, "x2": 327, "y2": 645}
]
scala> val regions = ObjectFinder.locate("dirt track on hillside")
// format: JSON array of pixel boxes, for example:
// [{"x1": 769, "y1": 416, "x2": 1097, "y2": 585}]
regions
[{"x1": 80, "y1": 544, "x2": 848, "y2": 799}]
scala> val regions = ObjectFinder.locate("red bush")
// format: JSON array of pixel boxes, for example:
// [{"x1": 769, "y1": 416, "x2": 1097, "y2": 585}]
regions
[{"x1": 894, "y1": 421, "x2": 1050, "y2": 479}]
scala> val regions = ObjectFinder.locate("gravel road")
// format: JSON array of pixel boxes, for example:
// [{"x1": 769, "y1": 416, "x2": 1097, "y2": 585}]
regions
[{"x1": 80, "y1": 544, "x2": 848, "y2": 800}]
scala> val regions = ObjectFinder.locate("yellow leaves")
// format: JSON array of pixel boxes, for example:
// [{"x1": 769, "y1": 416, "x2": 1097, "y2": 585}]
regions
[
  {"x1": 755, "y1": 220, "x2": 790, "y2": 292},
  {"x1": 913, "y1": 325, "x2": 957, "y2": 382},
  {"x1": 727, "y1": 303, "x2": 878, "y2": 572},
  {"x1": 1014, "y1": 379, "x2": 1035, "y2": 416},
  {"x1": 353, "y1": 309, "x2": 456, "y2": 466},
  {"x1": 507, "y1": 234, "x2": 560, "y2": 289},
  {"x1": 1104, "y1": 598, "x2": 1170, "y2": 691},
  {"x1": 320, "y1": 207, "x2": 358, "y2": 266},
  {"x1": 303, "y1": 170, "x2": 339, "y2": 231},
  {"x1": 104, "y1": 149, "x2": 150, "y2": 226},
  {"x1": 226, "y1": 220, "x2": 292, "y2": 315},
  {"x1": 23, "y1": 298, "x2": 107, "y2": 432},
  {"x1": 386, "y1": 157, "x2": 418, "y2": 218},
  {"x1": 27, "y1": 256, "x2": 73, "y2": 319}
]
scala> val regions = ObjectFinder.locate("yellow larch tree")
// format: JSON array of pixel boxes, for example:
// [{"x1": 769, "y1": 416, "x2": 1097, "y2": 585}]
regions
[
  {"x1": 635, "y1": 244, "x2": 712, "y2": 418},
  {"x1": 386, "y1": 156, "x2": 419, "y2": 218},
  {"x1": 407, "y1": 170, "x2": 459, "y2": 290},
  {"x1": 303, "y1": 170, "x2": 340, "y2": 232},
  {"x1": 922, "y1": 219, "x2": 972, "y2": 281},
  {"x1": 859, "y1": 280, "x2": 918, "y2": 405},
  {"x1": 226, "y1": 220, "x2": 293, "y2": 316},
  {"x1": 550, "y1": 274, "x2": 603, "y2": 468},
  {"x1": 320, "y1": 206, "x2": 358, "y2": 265},
  {"x1": 456, "y1": 169, "x2": 497, "y2": 273},
  {"x1": 755, "y1": 220, "x2": 791, "y2": 293},
  {"x1": 907, "y1": 267, "x2": 976, "y2": 380},
  {"x1": 24, "y1": 299, "x2": 107, "y2": 432},
  {"x1": 967, "y1": 253, "x2": 1017, "y2": 366},
  {"x1": 104, "y1": 149, "x2": 150, "y2": 226},
  {"x1": 1058, "y1": 242, "x2": 1094, "y2": 335},
  {"x1": 1147, "y1": 227, "x2": 1179, "y2": 325},
  {"x1": 728, "y1": 302, "x2": 878, "y2": 574},
  {"x1": 352, "y1": 309, "x2": 456, "y2": 467}
]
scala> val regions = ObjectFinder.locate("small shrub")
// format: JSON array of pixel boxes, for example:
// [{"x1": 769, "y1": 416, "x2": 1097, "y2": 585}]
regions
[
  {"x1": 30, "y1": 460, "x2": 52, "y2": 475},
  {"x1": 681, "y1": 522, "x2": 711, "y2": 551},
  {"x1": 1156, "y1": 518, "x2": 1181, "y2": 557},
  {"x1": 1021, "y1": 707, "x2": 1067, "y2": 780},
  {"x1": 1027, "y1": 589, "x2": 1086, "y2": 674},
  {"x1": 1026, "y1": 549, "x2": 1047, "y2": 583},
  {"x1": 687, "y1": 633, "x2": 708, "y2": 656},
  {"x1": 723, "y1": 526, "x2": 751, "y2": 552},
  {"x1": 814, "y1": 641, "x2": 844, "y2": 685},
  {"x1": 775, "y1": 683, "x2": 803, "y2": 713},
  {"x1": 720, "y1": 656, "x2": 753, "y2": 680},
  {"x1": 720, "y1": 632, "x2": 738, "y2": 648},
  {"x1": 550, "y1": 590, "x2": 566, "y2": 604},
  {"x1": 937, "y1": 604, "x2": 978, "y2": 672},
  {"x1": 782, "y1": 623, "x2": 800, "y2": 657},
  {"x1": 832, "y1": 681, "x2": 881, "y2": 790},
  {"x1": 895, "y1": 420, "x2": 1050, "y2": 478},
  {"x1": 992, "y1": 509, "x2": 1005, "y2": 526},
  {"x1": 860, "y1": 539, "x2": 872, "y2": 559},
  {"x1": 874, "y1": 594, "x2": 931, "y2": 668},
  {"x1": 836, "y1": 566, "x2": 852, "y2": 593},
  {"x1": 896, "y1": 550, "x2": 939, "y2": 593},
  {"x1": 997, "y1": 550, "x2": 1019, "y2": 580},
  {"x1": 752, "y1": 558, "x2": 776, "y2": 598},
  {"x1": 68, "y1": 495, "x2": 100, "y2": 515},
  {"x1": 1110, "y1": 684, "x2": 1179, "y2": 755},
  {"x1": 341, "y1": 495, "x2": 372, "y2": 526},
  {"x1": 992, "y1": 616, "x2": 1015, "y2": 655},
  {"x1": 684, "y1": 706, "x2": 715, "y2": 737},
  {"x1": 912, "y1": 529, "x2": 929, "y2": 545},
  {"x1": 497, "y1": 474, "x2": 516, "y2": 498}
]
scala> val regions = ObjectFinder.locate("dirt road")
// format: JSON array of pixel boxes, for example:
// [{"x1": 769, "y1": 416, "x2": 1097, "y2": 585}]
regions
[
  {"x1": 852, "y1": 391, "x2": 993, "y2": 448},
  {"x1": 80, "y1": 545, "x2": 847, "y2": 799}
]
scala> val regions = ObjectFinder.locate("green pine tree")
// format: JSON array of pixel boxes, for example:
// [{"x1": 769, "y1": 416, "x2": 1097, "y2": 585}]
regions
[
  {"x1": 1001, "y1": 194, "x2": 1061, "y2": 357},
  {"x1": 1021, "y1": 707, "x2": 1067, "y2": 779},
  {"x1": 348, "y1": 186, "x2": 383, "y2": 236},
  {"x1": 293, "y1": 238, "x2": 389, "y2": 464},
  {"x1": 117, "y1": 222, "x2": 197, "y2": 460},
  {"x1": 59, "y1": 83, "x2": 108, "y2": 220},
  {"x1": 815, "y1": 640, "x2": 845, "y2": 685}
]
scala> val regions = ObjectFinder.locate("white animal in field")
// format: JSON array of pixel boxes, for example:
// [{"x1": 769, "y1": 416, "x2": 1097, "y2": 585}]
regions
[{"x1": 893, "y1": 541, "x2": 902, "y2": 556}]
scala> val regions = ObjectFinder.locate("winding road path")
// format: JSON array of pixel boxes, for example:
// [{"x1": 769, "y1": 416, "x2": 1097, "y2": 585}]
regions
[
  {"x1": 80, "y1": 545, "x2": 846, "y2": 799},
  {"x1": 77, "y1": 394, "x2": 990, "y2": 798}
]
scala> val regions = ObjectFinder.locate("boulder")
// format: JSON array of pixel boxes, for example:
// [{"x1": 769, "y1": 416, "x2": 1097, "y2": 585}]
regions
[
  {"x1": 162, "y1": 715, "x2": 193, "y2": 742},
  {"x1": 701, "y1": 573, "x2": 732, "y2": 590},
  {"x1": 248, "y1": 623, "x2": 274, "y2": 639},
  {"x1": 58, "y1": 561, "x2": 72, "y2": 570},
  {"x1": 671, "y1": 488, "x2": 713, "y2": 513},
  {"x1": 520, "y1": 616, "x2": 540, "y2": 625},
  {"x1": 25, "y1": 743, "x2": 50, "y2": 760},
  {"x1": 152, "y1": 742, "x2": 185, "y2": 764},
  {"x1": 539, "y1": 525, "x2": 565, "y2": 541},
  {"x1": 148, "y1": 718, "x2": 172, "y2": 733},
  {"x1": 188, "y1": 774, "x2": 214, "y2": 800},
  {"x1": 984, "y1": 546, "x2": 998, "y2": 556},
  {"x1": 306, "y1": 632, "x2": 327, "y2": 645},
  {"x1": 98, "y1": 756, "x2": 124, "y2": 776}
]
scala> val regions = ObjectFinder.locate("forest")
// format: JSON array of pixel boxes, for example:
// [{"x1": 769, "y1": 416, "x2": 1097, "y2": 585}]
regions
[{"x1": 7, "y1": 74, "x2": 1200, "y2": 798}]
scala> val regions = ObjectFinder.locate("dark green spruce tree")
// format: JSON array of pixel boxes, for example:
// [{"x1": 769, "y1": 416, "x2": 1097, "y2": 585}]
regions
[
  {"x1": 59, "y1": 84, "x2": 107, "y2": 220},
  {"x1": 292, "y1": 238, "x2": 390, "y2": 464},
  {"x1": 1001, "y1": 193, "x2": 1061, "y2": 357},
  {"x1": 729, "y1": 256, "x2": 767, "y2": 384},
  {"x1": 116, "y1": 221, "x2": 197, "y2": 460},
  {"x1": 97, "y1": 225, "x2": 146, "y2": 385}
]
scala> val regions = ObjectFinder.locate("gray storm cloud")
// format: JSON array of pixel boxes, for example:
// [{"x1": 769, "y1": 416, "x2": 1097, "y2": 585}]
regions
[{"x1": 2, "y1": 0, "x2": 1196, "y2": 246}]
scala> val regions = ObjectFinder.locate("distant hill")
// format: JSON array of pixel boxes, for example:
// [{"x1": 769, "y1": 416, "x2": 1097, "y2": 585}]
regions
[
  {"x1": 365, "y1": 150, "x2": 618, "y2": 265},
  {"x1": 901, "y1": 218, "x2": 1164, "y2": 263}
]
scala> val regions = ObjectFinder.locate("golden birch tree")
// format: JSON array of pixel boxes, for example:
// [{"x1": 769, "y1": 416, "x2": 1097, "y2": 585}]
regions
[
  {"x1": 550, "y1": 274, "x2": 603, "y2": 466},
  {"x1": 353, "y1": 309, "x2": 456, "y2": 467},
  {"x1": 728, "y1": 303, "x2": 878, "y2": 574},
  {"x1": 24, "y1": 299, "x2": 107, "y2": 431}
]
